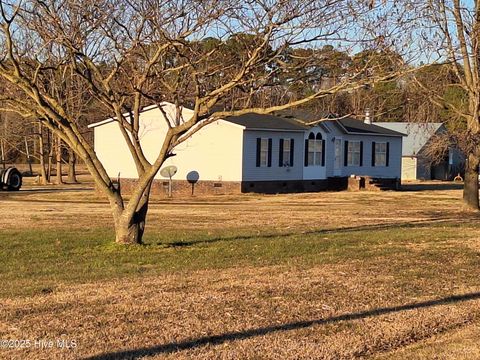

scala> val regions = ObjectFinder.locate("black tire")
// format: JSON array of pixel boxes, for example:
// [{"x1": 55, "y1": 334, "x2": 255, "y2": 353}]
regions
[
  {"x1": 2, "y1": 167, "x2": 22, "y2": 191},
  {"x1": 0, "y1": 169, "x2": 5, "y2": 190}
]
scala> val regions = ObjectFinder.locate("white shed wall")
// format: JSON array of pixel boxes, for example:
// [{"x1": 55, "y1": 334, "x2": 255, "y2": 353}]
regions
[{"x1": 401, "y1": 157, "x2": 417, "y2": 180}]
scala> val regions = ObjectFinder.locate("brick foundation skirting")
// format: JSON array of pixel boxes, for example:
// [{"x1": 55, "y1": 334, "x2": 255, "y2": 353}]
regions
[
  {"x1": 241, "y1": 179, "x2": 329, "y2": 194},
  {"x1": 115, "y1": 178, "x2": 242, "y2": 197},
  {"x1": 99, "y1": 176, "x2": 399, "y2": 197}
]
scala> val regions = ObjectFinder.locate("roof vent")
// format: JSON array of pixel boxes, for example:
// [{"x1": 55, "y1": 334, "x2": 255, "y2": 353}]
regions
[{"x1": 364, "y1": 109, "x2": 372, "y2": 125}]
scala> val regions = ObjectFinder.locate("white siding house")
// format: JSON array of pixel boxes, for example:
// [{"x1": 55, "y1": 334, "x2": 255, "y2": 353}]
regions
[
  {"x1": 92, "y1": 103, "x2": 245, "y2": 183},
  {"x1": 279, "y1": 112, "x2": 404, "y2": 182},
  {"x1": 89, "y1": 103, "x2": 404, "y2": 195}
]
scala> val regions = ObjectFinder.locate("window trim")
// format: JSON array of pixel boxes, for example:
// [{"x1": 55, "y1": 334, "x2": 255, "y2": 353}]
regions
[
  {"x1": 256, "y1": 137, "x2": 272, "y2": 168},
  {"x1": 373, "y1": 141, "x2": 387, "y2": 167},
  {"x1": 305, "y1": 132, "x2": 324, "y2": 167},
  {"x1": 279, "y1": 138, "x2": 294, "y2": 167},
  {"x1": 346, "y1": 140, "x2": 363, "y2": 167}
]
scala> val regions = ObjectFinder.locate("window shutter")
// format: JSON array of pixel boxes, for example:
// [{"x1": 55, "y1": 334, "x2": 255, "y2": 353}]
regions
[
  {"x1": 268, "y1": 138, "x2": 272, "y2": 167},
  {"x1": 290, "y1": 138, "x2": 294, "y2": 166},
  {"x1": 256, "y1": 138, "x2": 261, "y2": 167},
  {"x1": 304, "y1": 139, "x2": 309, "y2": 167},
  {"x1": 371, "y1": 141, "x2": 376, "y2": 166},
  {"x1": 321, "y1": 140, "x2": 326, "y2": 166},
  {"x1": 360, "y1": 141, "x2": 363, "y2": 166},
  {"x1": 279, "y1": 139, "x2": 284, "y2": 167},
  {"x1": 344, "y1": 140, "x2": 348, "y2": 166},
  {"x1": 386, "y1": 142, "x2": 390, "y2": 167}
]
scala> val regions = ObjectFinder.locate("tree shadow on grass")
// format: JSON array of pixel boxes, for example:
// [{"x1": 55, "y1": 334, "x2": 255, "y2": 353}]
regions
[
  {"x1": 84, "y1": 291, "x2": 480, "y2": 360},
  {"x1": 156, "y1": 217, "x2": 464, "y2": 248}
]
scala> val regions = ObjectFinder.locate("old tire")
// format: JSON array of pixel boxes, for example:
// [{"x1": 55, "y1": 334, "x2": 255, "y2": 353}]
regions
[
  {"x1": 0, "y1": 169, "x2": 4, "y2": 190},
  {"x1": 0, "y1": 167, "x2": 22, "y2": 191}
]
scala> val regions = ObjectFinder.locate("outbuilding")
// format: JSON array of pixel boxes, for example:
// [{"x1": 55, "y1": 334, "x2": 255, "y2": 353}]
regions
[{"x1": 375, "y1": 122, "x2": 464, "y2": 180}]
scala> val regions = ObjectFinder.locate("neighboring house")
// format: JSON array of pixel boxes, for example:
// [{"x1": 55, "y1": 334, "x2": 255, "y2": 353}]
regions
[
  {"x1": 89, "y1": 103, "x2": 404, "y2": 195},
  {"x1": 375, "y1": 122, "x2": 464, "y2": 180}
]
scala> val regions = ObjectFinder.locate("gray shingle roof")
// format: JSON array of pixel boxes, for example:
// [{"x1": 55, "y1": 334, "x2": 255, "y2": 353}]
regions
[
  {"x1": 336, "y1": 118, "x2": 405, "y2": 136},
  {"x1": 374, "y1": 122, "x2": 445, "y2": 156},
  {"x1": 224, "y1": 113, "x2": 309, "y2": 131},
  {"x1": 276, "y1": 110, "x2": 404, "y2": 137},
  {"x1": 275, "y1": 109, "x2": 333, "y2": 122}
]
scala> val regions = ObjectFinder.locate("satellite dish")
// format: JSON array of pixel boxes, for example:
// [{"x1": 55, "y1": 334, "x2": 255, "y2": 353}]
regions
[
  {"x1": 187, "y1": 171, "x2": 200, "y2": 196},
  {"x1": 160, "y1": 165, "x2": 177, "y2": 198},
  {"x1": 160, "y1": 165, "x2": 177, "y2": 178},
  {"x1": 186, "y1": 170, "x2": 199, "y2": 184}
]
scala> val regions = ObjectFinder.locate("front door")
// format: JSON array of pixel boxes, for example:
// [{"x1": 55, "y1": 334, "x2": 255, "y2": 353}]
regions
[{"x1": 334, "y1": 138, "x2": 342, "y2": 175}]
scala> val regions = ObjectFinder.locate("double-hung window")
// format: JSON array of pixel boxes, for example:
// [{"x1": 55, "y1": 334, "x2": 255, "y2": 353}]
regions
[
  {"x1": 279, "y1": 138, "x2": 294, "y2": 167},
  {"x1": 256, "y1": 138, "x2": 272, "y2": 167},
  {"x1": 259, "y1": 138, "x2": 269, "y2": 167},
  {"x1": 375, "y1": 142, "x2": 387, "y2": 166},
  {"x1": 372, "y1": 141, "x2": 389, "y2": 167},
  {"x1": 347, "y1": 141, "x2": 361, "y2": 166}
]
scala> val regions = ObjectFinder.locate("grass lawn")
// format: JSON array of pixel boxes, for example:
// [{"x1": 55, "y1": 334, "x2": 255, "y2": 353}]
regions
[
  {"x1": 1, "y1": 182, "x2": 480, "y2": 359},
  {"x1": 1, "y1": 222, "x2": 478, "y2": 299}
]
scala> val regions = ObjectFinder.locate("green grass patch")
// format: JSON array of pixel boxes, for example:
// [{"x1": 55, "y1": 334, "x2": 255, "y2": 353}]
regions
[{"x1": 1, "y1": 223, "x2": 479, "y2": 297}]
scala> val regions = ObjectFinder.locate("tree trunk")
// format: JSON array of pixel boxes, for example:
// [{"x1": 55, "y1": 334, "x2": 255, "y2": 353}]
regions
[
  {"x1": 114, "y1": 212, "x2": 147, "y2": 245},
  {"x1": 0, "y1": 139, "x2": 5, "y2": 169},
  {"x1": 463, "y1": 152, "x2": 479, "y2": 210},
  {"x1": 47, "y1": 129, "x2": 53, "y2": 181},
  {"x1": 55, "y1": 136, "x2": 63, "y2": 184},
  {"x1": 67, "y1": 148, "x2": 78, "y2": 183},
  {"x1": 38, "y1": 122, "x2": 48, "y2": 185},
  {"x1": 24, "y1": 137, "x2": 33, "y2": 175},
  {"x1": 112, "y1": 182, "x2": 152, "y2": 245}
]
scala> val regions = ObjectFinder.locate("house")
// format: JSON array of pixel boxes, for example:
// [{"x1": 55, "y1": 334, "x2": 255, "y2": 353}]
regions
[
  {"x1": 374, "y1": 122, "x2": 464, "y2": 180},
  {"x1": 89, "y1": 103, "x2": 404, "y2": 196}
]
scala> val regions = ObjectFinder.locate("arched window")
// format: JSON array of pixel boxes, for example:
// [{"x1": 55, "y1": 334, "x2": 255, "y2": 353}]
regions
[{"x1": 306, "y1": 132, "x2": 324, "y2": 166}]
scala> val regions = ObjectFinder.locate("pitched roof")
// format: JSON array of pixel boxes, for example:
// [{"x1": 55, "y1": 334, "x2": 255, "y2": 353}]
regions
[
  {"x1": 276, "y1": 110, "x2": 404, "y2": 137},
  {"x1": 224, "y1": 113, "x2": 309, "y2": 131},
  {"x1": 275, "y1": 108, "x2": 333, "y2": 122},
  {"x1": 335, "y1": 118, "x2": 405, "y2": 136},
  {"x1": 374, "y1": 122, "x2": 445, "y2": 156}
]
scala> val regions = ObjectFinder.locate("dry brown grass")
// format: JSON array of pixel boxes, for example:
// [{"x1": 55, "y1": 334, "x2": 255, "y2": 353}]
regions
[
  {"x1": 2, "y1": 265, "x2": 480, "y2": 360},
  {"x1": 0, "y1": 178, "x2": 467, "y2": 233},
  {"x1": 375, "y1": 322, "x2": 480, "y2": 359},
  {"x1": 1, "y1": 179, "x2": 480, "y2": 359}
]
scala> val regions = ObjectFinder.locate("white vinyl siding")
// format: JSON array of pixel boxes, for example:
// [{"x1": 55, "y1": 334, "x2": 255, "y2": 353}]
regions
[
  {"x1": 93, "y1": 107, "x2": 244, "y2": 182},
  {"x1": 243, "y1": 131, "x2": 304, "y2": 181}
]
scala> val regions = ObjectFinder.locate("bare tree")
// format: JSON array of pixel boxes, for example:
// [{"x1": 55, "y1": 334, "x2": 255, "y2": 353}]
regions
[
  {"x1": 0, "y1": 0, "x2": 414, "y2": 244},
  {"x1": 411, "y1": 0, "x2": 480, "y2": 209}
]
